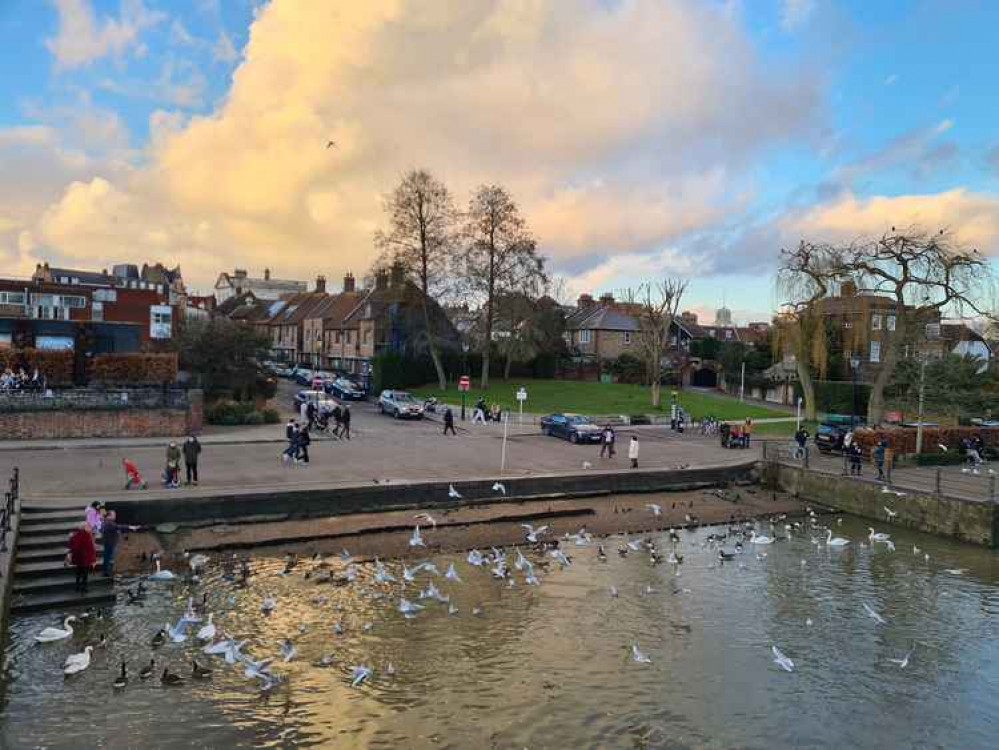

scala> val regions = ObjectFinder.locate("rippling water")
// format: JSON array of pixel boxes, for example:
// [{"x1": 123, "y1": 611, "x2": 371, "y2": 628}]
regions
[{"x1": 3, "y1": 515, "x2": 999, "y2": 750}]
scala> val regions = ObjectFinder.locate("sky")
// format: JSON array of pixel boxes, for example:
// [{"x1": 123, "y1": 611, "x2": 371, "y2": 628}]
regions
[{"x1": 1, "y1": 0, "x2": 998, "y2": 325}]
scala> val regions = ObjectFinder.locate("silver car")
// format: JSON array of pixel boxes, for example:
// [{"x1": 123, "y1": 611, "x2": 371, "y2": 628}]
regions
[{"x1": 378, "y1": 389, "x2": 425, "y2": 419}]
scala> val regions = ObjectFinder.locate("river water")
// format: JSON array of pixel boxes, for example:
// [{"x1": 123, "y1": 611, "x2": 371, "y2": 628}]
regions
[{"x1": 3, "y1": 515, "x2": 999, "y2": 750}]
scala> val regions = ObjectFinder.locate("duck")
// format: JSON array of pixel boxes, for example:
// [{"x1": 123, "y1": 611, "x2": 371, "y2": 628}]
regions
[
  {"x1": 149, "y1": 560, "x2": 176, "y2": 581},
  {"x1": 35, "y1": 616, "x2": 76, "y2": 643},
  {"x1": 112, "y1": 661, "x2": 128, "y2": 689},
  {"x1": 139, "y1": 659, "x2": 155, "y2": 679},
  {"x1": 192, "y1": 660, "x2": 213, "y2": 679},
  {"x1": 63, "y1": 646, "x2": 93, "y2": 676},
  {"x1": 151, "y1": 627, "x2": 167, "y2": 648},
  {"x1": 161, "y1": 666, "x2": 184, "y2": 685},
  {"x1": 826, "y1": 529, "x2": 851, "y2": 547},
  {"x1": 196, "y1": 613, "x2": 216, "y2": 642}
]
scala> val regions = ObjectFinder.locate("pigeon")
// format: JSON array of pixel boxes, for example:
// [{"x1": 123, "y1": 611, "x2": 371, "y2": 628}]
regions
[
  {"x1": 631, "y1": 644, "x2": 652, "y2": 664},
  {"x1": 350, "y1": 665, "x2": 371, "y2": 687},
  {"x1": 492, "y1": 482, "x2": 506, "y2": 494},
  {"x1": 278, "y1": 638, "x2": 297, "y2": 662},
  {"x1": 772, "y1": 645, "x2": 795, "y2": 673},
  {"x1": 448, "y1": 484, "x2": 462, "y2": 499}
]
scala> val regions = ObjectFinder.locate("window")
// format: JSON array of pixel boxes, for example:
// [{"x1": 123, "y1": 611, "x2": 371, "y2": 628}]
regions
[
  {"x1": 335, "y1": 331, "x2": 341, "y2": 344},
  {"x1": 150, "y1": 304, "x2": 172, "y2": 339},
  {"x1": 93, "y1": 288, "x2": 117, "y2": 303},
  {"x1": 724, "y1": 330, "x2": 733, "y2": 340},
  {"x1": 92, "y1": 301, "x2": 103, "y2": 321},
  {"x1": 872, "y1": 314, "x2": 882, "y2": 330},
  {"x1": 579, "y1": 329, "x2": 591, "y2": 344},
  {"x1": 887, "y1": 315, "x2": 896, "y2": 331},
  {"x1": 0, "y1": 291, "x2": 26, "y2": 305},
  {"x1": 61, "y1": 295, "x2": 86, "y2": 308},
  {"x1": 623, "y1": 331, "x2": 631, "y2": 345},
  {"x1": 346, "y1": 331, "x2": 352, "y2": 344},
  {"x1": 869, "y1": 340, "x2": 881, "y2": 363}
]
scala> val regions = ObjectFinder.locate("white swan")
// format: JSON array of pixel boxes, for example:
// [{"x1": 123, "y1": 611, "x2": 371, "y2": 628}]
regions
[
  {"x1": 196, "y1": 613, "x2": 216, "y2": 642},
  {"x1": 149, "y1": 560, "x2": 176, "y2": 581},
  {"x1": 35, "y1": 616, "x2": 76, "y2": 643},
  {"x1": 63, "y1": 646, "x2": 93, "y2": 676},
  {"x1": 868, "y1": 528, "x2": 891, "y2": 543},
  {"x1": 167, "y1": 619, "x2": 188, "y2": 643},
  {"x1": 826, "y1": 529, "x2": 851, "y2": 547},
  {"x1": 750, "y1": 530, "x2": 774, "y2": 545}
]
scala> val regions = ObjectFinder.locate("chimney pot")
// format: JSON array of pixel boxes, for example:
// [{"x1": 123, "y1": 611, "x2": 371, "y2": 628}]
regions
[
  {"x1": 315, "y1": 275, "x2": 326, "y2": 294},
  {"x1": 264, "y1": 268, "x2": 271, "y2": 281},
  {"x1": 577, "y1": 293, "x2": 594, "y2": 309},
  {"x1": 343, "y1": 272, "x2": 355, "y2": 293}
]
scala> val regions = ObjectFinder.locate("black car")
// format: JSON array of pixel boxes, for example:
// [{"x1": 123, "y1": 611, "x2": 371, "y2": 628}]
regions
[{"x1": 539, "y1": 413, "x2": 603, "y2": 443}]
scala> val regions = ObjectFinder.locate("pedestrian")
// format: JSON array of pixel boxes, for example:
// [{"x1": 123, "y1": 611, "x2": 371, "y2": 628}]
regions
[
  {"x1": 443, "y1": 406, "x2": 457, "y2": 435},
  {"x1": 471, "y1": 397, "x2": 487, "y2": 425},
  {"x1": 849, "y1": 442, "x2": 863, "y2": 475},
  {"x1": 967, "y1": 435, "x2": 984, "y2": 467},
  {"x1": 306, "y1": 400, "x2": 317, "y2": 430},
  {"x1": 296, "y1": 425, "x2": 311, "y2": 464},
  {"x1": 628, "y1": 435, "x2": 640, "y2": 469},
  {"x1": 67, "y1": 522, "x2": 97, "y2": 594},
  {"x1": 600, "y1": 425, "x2": 616, "y2": 458},
  {"x1": 300, "y1": 398, "x2": 309, "y2": 425},
  {"x1": 490, "y1": 403, "x2": 502, "y2": 422},
  {"x1": 183, "y1": 434, "x2": 201, "y2": 485},
  {"x1": 340, "y1": 404, "x2": 351, "y2": 440},
  {"x1": 331, "y1": 404, "x2": 343, "y2": 438},
  {"x1": 165, "y1": 441, "x2": 181, "y2": 488},
  {"x1": 743, "y1": 417, "x2": 752, "y2": 447},
  {"x1": 84, "y1": 500, "x2": 103, "y2": 534},
  {"x1": 100, "y1": 510, "x2": 138, "y2": 578},
  {"x1": 874, "y1": 439, "x2": 887, "y2": 481},
  {"x1": 282, "y1": 420, "x2": 299, "y2": 462}
]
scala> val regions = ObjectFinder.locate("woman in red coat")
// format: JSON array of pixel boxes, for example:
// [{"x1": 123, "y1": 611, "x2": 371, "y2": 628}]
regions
[{"x1": 67, "y1": 523, "x2": 97, "y2": 594}]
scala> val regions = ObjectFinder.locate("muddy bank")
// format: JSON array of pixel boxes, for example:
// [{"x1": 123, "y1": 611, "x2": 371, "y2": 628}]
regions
[{"x1": 115, "y1": 487, "x2": 807, "y2": 573}]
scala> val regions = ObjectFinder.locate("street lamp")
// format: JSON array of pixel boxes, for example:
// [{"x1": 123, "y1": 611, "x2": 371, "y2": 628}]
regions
[
  {"x1": 461, "y1": 342, "x2": 470, "y2": 421},
  {"x1": 850, "y1": 353, "x2": 861, "y2": 429}
]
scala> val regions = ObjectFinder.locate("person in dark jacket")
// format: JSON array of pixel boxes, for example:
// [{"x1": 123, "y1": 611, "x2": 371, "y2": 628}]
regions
[
  {"x1": 101, "y1": 510, "x2": 138, "y2": 577},
  {"x1": 340, "y1": 405, "x2": 351, "y2": 440},
  {"x1": 68, "y1": 523, "x2": 97, "y2": 593},
  {"x1": 443, "y1": 406, "x2": 456, "y2": 435},
  {"x1": 295, "y1": 426, "x2": 311, "y2": 464},
  {"x1": 306, "y1": 400, "x2": 317, "y2": 430},
  {"x1": 183, "y1": 435, "x2": 201, "y2": 485},
  {"x1": 331, "y1": 404, "x2": 343, "y2": 437},
  {"x1": 282, "y1": 420, "x2": 298, "y2": 461}
]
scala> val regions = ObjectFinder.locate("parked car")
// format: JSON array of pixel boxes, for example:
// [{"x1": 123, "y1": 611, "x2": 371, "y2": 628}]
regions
[
  {"x1": 293, "y1": 389, "x2": 340, "y2": 414},
  {"x1": 378, "y1": 390, "x2": 425, "y2": 419},
  {"x1": 540, "y1": 413, "x2": 603, "y2": 443},
  {"x1": 329, "y1": 377, "x2": 365, "y2": 400},
  {"x1": 273, "y1": 364, "x2": 296, "y2": 378},
  {"x1": 293, "y1": 368, "x2": 315, "y2": 386}
]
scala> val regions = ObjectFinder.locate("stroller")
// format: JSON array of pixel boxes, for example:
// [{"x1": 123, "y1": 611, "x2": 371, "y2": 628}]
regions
[{"x1": 123, "y1": 458, "x2": 148, "y2": 490}]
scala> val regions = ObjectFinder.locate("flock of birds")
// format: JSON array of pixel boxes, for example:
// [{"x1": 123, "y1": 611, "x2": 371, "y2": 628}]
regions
[{"x1": 30, "y1": 493, "x2": 970, "y2": 692}]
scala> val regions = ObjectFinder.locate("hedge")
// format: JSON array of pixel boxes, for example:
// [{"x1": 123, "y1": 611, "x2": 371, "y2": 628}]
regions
[
  {"x1": 795, "y1": 380, "x2": 872, "y2": 417},
  {"x1": 89, "y1": 353, "x2": 178, "y2": 385},
  {"x1": 851, "y1": 426, "x2": 999, "y2": 455},
  {"x1": 205, "y1": 400, "x2": 280, "y2": 426},
  {"x1": 0, "y1": 348, "x2": 73, "y2": 385}
]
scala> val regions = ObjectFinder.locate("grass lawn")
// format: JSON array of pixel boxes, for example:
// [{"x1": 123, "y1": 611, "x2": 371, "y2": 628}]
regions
[
  {"x1": 750, "y1": 420, "x2": 817, "y2": 437},
  {"x1": 410, "y1": 378, "x2": 788, "y2": 420}
]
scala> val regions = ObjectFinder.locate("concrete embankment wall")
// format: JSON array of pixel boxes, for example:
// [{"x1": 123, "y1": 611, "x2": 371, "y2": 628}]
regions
[
  {"x1": 776, "y1": 464, "x2": 998, "y2": 547},
  {"x1": 108, "y1": 461, "x2": 760, "y2": 528}
]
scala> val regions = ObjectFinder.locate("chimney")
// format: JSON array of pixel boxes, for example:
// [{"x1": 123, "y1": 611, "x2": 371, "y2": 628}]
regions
[
  {"x1": 680, "y1": 310, "x2": 698, "y2": 326},
  {"x1": 315, "y1": 275, "x2": 326, "y2": 294},
  {"x1": 264, "y1": 268, "x2": 271, "y2": 281},
  {"x1": 234, "y1": 269, "x2": 247, "y2": 280},
  {"x1": 599, "y1": 292, "x2": 615, "y2": 306},
  {"x1": 375, "y1": 270, "x2": 389, "y2": 291},
  {"x1": 577, "y1": 293, "x2": 595, "y2": 309},
  {"x1": 343, "y1": 272, "x2": 355, "y2": 293},
  {"x1": 840, "y1": 279, "x2": 857, "y2": 297},
  {"x1": 389, "y1": 261, "x2": 405, "y2": 288}
]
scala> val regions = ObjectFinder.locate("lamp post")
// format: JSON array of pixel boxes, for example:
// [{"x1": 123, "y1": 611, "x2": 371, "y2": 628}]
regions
[
  {"x1": 850, "y1": 353, "x2": 861, "y2": 429},
  {"x1": 461, "y1": 342, "x2": 469, "y2": 421},
  {"x1": 915, "y1": 355, "x2": 928, "y2": 455}
]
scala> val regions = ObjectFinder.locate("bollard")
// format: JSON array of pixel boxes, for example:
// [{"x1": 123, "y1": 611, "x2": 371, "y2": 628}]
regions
[{"x1": 935, "y1": 468, "x2": 942, "y2": 496}]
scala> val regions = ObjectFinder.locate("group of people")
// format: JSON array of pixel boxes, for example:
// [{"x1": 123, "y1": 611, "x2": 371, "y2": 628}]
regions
[
  {"x1": 962, "y1": 435, "x2": 987, "y2": 469},
  {"x1": 164, "y1": 436, "x2": 202, "y2": 488},
  {"x1": 470, "y1": 398, "x2": 502, "y2": 425},
  {"x1": 598, "y1": 426, "x2": 641, "y2": 468},
  {"x1": 67, "y1": 502, "x2": 139, "y2": 592},
  {"x1": 722, "y1": 418, "x2": 754, "y2": 449},
  {"x1": 282, "y1": 419, "x2": 312, "y2": 464},
  {"x1": 0, "y1": 366, "x2": 44, "y2": 393},
  {"x1": 301, "y1": 399, "x2": 351, "y2": 440}
]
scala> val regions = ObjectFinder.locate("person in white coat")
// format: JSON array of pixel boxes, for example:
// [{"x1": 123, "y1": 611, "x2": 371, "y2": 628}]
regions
[{"x1": 628, "y1": 436, "x2": 640, "y2": 469}]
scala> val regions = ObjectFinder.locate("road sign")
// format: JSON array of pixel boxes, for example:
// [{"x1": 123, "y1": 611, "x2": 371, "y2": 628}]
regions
[
  {"x1": 458, "y1": 376, "x2": 470, "y2": 392},
  {"x1": 516, "y1": 387, "x2": 528, "y2": 402}
]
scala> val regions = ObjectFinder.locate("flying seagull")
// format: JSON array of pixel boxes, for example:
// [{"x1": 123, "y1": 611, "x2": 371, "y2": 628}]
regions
[
  {"x1": 492, "y1": 482, "x2": 506, "y2": 495},
  {"x1": 326, "y1": 140, "x2": 337, "y2": 149}
]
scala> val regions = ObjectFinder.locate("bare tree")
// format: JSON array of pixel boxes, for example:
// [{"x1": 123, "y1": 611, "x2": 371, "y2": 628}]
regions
[
  {"x1": 462, "y1": 184, "x2": 546, "y2": 389},
  {"x1": 623, "y1": 279, "x2": 687, "y2": 407},
  {"x1": 374, "y1": 169, "x2": 457, "y2": 390}
]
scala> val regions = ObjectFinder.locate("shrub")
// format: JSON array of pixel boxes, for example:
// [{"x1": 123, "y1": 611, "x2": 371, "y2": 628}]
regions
[
  {"x1": 0, "y1": 348, "x2": 74, "y2": 385},
  {"x1": 89, "y1": 353, "x2": 178, "y2": 385},
  {"x1": 611, "y1": 353, "x2": 645, "y2": 384},
  {"x1": 205, "y1": 400, "x2": 280, "y2": 426},
  {"x1": 852, "y1": 426, "x2": 999, "y2": 455}
]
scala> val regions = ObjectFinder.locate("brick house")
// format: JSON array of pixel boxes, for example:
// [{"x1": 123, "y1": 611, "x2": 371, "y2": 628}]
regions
[
  {"x1": 214, "y1": 268, "x2": 307, "y2": 304},
  {"x1": 565, "y1": 292, "x2": 692, "y2": 362}
]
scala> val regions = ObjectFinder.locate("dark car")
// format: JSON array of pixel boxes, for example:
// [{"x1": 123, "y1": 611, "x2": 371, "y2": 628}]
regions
[
  {"x1": 328, "y1": 377, "x2": 365, "y2": 401},
  {"x1": 540, "y1": 413, "x2": 603, "y2": 444}
]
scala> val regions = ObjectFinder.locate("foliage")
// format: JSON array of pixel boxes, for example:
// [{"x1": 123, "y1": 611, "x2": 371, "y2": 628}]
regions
[
  {"x1": 610, "y1": 353, "x2": 645, "y2": 384},
  {"x1": 205, "y1": 400, "x2": 280, "y2": 426},
  {"x1": 689, "y1": 338, "x2": 721, "y2": 359},
  {"x1": 622, "y1": 279, "x2": 687, "y2": 407},
  {"x1": 89, "y1": 353, "x2": 178, "y2": 385},
  {"x1": 888, "y1": 354, "x2": 999, "y2": 418},
  {"x1": 851, "y1": 425, "x2": 999, "y2": 455},
  {"x1": 793, "y1": 380, "x2": 872, "y2": 416},
  {"x1": 174, "y1": 318, "x2": 273, "y2": 402},
  {"x1": 371, "y1": 350, "x2": 439, "y2": 393},
  {"x1": 0, "y1": 348, "x2": 73, "y2": 385}
]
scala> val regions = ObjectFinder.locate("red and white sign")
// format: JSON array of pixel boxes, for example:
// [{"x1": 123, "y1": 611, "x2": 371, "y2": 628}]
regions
[{"x1": 458, "y1": 376, "x2": 470, "y2": 392}]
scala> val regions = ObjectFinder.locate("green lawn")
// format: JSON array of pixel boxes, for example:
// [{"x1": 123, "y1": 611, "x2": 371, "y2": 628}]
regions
[{"x1": 410, "y1": 379, "x2": 788, "y2": 420}]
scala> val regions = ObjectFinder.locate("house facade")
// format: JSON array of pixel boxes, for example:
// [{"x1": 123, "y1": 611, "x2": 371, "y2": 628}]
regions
[
  {"x1": 565, "y1": 293, "x2": 692, "y2": 361},
  {"x1": 214, "y1": 268, "x2": 307, "y2": 304}
]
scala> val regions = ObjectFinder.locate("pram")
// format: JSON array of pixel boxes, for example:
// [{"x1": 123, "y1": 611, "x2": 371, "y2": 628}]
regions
[{"x1": 123, "y1": 458, "x2": 148, "y2": 490}]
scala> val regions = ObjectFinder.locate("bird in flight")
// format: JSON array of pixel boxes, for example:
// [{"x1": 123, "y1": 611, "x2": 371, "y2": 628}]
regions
[{"x1": 326, "y1": 140, "x2": 337, "y2": 149}]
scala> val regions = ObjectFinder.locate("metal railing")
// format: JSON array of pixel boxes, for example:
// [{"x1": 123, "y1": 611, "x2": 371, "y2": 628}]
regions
[
  {"x1": 0, "y1": 388, "x2": 191, "y2": 413},
  {"x1": 762, "y1": 440, "x2": 997, "y2": 503},
  {"x1": 1, "y1": 467, "x2": 19, "y2": 558}
]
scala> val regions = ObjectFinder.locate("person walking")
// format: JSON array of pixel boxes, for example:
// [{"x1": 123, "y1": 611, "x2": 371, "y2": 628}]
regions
[
  {"x1": 471, "y1": 397, "x2": 487, "y2": 425},
  {"x1": 306, "y1": 400, "x2": 317, "y2": 430},
  {"x1": 628, "y1": 435, "x2": 640, "y2": 469},
  {"x1": 84, "y1": 501, "x2": 103, "y2": 534},
  {"x1": 299, "y1": 399, "x2": 309, "y2": 427},
  {"x1": 874, "y1": 439, "x2": 887, "y2": 481},
  {"x1": 67, "y1": 522, "x2": 97, "y2": 594},
  {"x1": 600, "y1": 425, "x2": 616, "y2": 458},
  {"x1": 331, "y1": 404, "x2": 343, "y2": 438},
  {"x1": 296, "y1": 425, "x2": 311, "y2": 464},
  {"x1": 282, "y1": 420, "x2": 299, "y2": 462},
  {"x1": 340, "y1": 405, "x2": 351, "y2": 440},
  {"x1": 100, "y1": 511, "x2": 138, "y2": 578},
  {"x1": 183, "y1": 435, "x2": 201, "y2": 485},
  {"x1": 793, "y1": 426, "x2": 809, "y2": 460},
  {"x1": 443, "y1": 406, "x2": 457, "y2": 435},
  {"x1": 165, "y1": 442, "x2": 182, "y2": 488},
  {"x1": 849, "y1": 441, "x2": 863, "y2": 476}
]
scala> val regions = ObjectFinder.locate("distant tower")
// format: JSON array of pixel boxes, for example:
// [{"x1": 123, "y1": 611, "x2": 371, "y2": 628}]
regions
[{"x1": 714, "y1": 304, "x2": 732, "y2": 326}]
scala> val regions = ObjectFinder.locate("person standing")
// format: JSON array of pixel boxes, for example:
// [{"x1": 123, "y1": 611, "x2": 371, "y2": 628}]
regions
[
  {"x1": 67, "y1": 523, "x2": 97, "y2": 594},
  {"x1": 794, "y1": 427, "x2": 810, "y2": 460},
  {"x1": 296, "y1": 425, "x2": 311, "y2": 464},
  {"x1": 443, "y1": 406, "x2": 457, "y2": 435},
  {"x1": 283, "y1": 420, "x2": 299, "y2": 462},
  {"x1": 84, "y1": 501, "x2": 103, "y2": 534},
  {"x1": 183, "y1": 435, "x2": 201, "y2": 485},
  {"x1": 299, "y1": 399, "x2": 309, "y2": 427},
  {"x1": 100, "y1": 511, "x2": 138, "y2": 578},
  {"x1": 628, "y1": 435, "x2": 640, "y2": 469},
  {"x1": 600, "y1": 425, "x2": 616, "y2": 458},
  {"x1": 331, "y1": 404, "x2": 343, "y2": 438},
  {"x1": 306, "y1": 400, "x2": 317, "y2": 430},
  {"x1": 743, "y1": 417, "x2": 753, "y2": 448},
  {"x1": 849, "y1": 441, "x2": 863, "y2": 476},
  {"x1": 874, "y1": 439, "x2": 887, "y2": 481},
  {"x1": 165, "y1": 442, "x2": 182, "y2": 488},
  {"x1": 341, "y1": 405, "x2": 351, "y2": 440}
]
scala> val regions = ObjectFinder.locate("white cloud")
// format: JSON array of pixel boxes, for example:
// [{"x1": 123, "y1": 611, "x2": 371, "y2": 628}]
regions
[
  {"x1": 564, "y1": 247, "x2": 700, "y2": 297},
  {"x1": 45, "y1": 0, "x2": 166, "y2": 70},
  {"x1": 780, "y1": 0, "x2": 815, "y2": 32},
  {"x1": 212, "y1": 31, "x2": 238, "y2": 63}
]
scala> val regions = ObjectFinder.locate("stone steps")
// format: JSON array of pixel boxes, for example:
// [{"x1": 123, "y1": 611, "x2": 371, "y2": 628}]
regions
[{"x1": 10, "y1": 587, "x2": 116, "y2": 614}]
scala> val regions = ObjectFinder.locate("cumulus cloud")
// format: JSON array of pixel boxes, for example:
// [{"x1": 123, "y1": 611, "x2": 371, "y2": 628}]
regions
[
  {"x1": 780, "y1": 0, "x2": 815, "y2": 31},
  {"x1": 45, "y1": 0, "x2": 166, "y2": 70}
]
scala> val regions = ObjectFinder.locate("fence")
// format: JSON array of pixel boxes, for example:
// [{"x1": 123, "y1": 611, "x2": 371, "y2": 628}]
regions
[
  {"x1": 0, "y1": 388, "x2": 192, "y2": 413},
  {"x1": 1, "y1": 468, "x2": 18, "y2": 556},
  {"x1": 761, "y1": 439, "x2": 998, "y2": 503}
]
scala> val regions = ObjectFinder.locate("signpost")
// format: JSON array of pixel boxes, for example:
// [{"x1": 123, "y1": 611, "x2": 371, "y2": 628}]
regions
[
  {"x1": 516, "y1": 386, "x2": 527, "y2": 425},
  {"x1": 458, "y1": 375, "x2": 470, "y2": 421}
]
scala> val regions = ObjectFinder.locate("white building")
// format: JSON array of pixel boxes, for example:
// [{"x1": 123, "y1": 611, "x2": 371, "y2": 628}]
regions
[{"x1": 214, "y1": 268, "x2": 307, "y2": 303}]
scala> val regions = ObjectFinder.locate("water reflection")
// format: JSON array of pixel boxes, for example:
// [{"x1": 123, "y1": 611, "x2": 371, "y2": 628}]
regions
[{"x1": 3, "y1": 515, "x2": 999, "y2": 749}]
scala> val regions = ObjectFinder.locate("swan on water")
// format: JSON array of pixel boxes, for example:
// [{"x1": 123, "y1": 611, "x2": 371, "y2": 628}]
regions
[
  {"x1": 196, "y1": 614, "x2": 216, "y2": 642},
  {"x1": 35, "y1": 616, "x2": 76, "y2": 643},
  {"x1": 63, "y1": 646, "x2": 93, "y2": 676},
  {"x1": 750, "y1": 531, "x2": 774, "y2": 545},
  {"x1": 149, "y1": 560, "x2": 176, "y2": 581},
  {"x1": 868, "y1": 528, "x2": 891, "y2": 543},
  {"x1": 826, "y1": 529, "x2": 851, "y2": 547}
]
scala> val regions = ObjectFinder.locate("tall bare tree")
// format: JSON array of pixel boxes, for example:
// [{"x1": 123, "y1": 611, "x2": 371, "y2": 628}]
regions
[
  {"x1": 375, "y1": 169, "x2": 457, "y2": 390},
  {"x1": 462, "y1": 184, "x2": 546, "y2": 389},
  {"x1": 624, "y1": 279, "x2": 687, "y2": 407}
]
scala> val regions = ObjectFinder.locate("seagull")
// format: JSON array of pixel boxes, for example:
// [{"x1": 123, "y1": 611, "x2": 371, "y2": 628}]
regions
[
  {"x1": 549, "y1": 549, "x2": 572, "y2": 567},
  {"x1": 167, "y1": 619, "x2": 189, "y2": 643},
  {"x1": 492, "y1": 482, "x2": 506, "y2": 494},
  {"x1": 945, "y1": 568, "x2": 967, "y2": 575},
  {"x1": 402, "y1": 564, "x2": 420, "y2": 583},
  {"x1": 862, "y1": 602, "x2": 887, "y2": 625},
  {"x1": 582, "y1": 461, "x2": 592, "y2": 469},
  {"x1": 326, "y1": 140, "x2": 337, "y2": 149},
  {"x1": 413, "y1": 513, "x2": 437, "y2": 529},
  {"x1": 646, "y1": 504, "x2": 662, "y2": 517},
  {"x1": 409, "y1": 526, "x2": 425, "y2": 548},
  {"x1": 887, "y1": 645, "x2": 914, "y2": 668},
  {"x1": 385, "y1": 662, "x2": 396, "y2": 676},
  {"x1": 467, "y1": 549, "x2": 485, "y2": 566},
  {"x1": 448, "y1": 484, "x2": 462, "y2": 499},
  {"x1": 884, "y1": 506, "x2": 898, "y2": 521},
  {"x1": 938, "y1": 444, "x2": 948, "y2": 452},
  {"x1": 445, "y1": 563, "x2": 462, "y2": 582},
  {"x1": 350, "y1": 665, "x2": 372, "y2": 687},
  {"x1": 772, "y1": 645, "x2": 795, "y2": 673},
  {"x1": 610, "y1": 585, "x2": 619, "y2": 597},
  {"x1": 278, "y1": 638, "x2": 297, "y2": 662},
  {"x1": 448, "y1": 602, "x2": 459, "y2": 615},
  {"x1": 244, "y1": 657, "x2": 274, "y2": 682},
  {"x1": 373, "y1": 558, "x2": 396, "y2": 583},
  {"x1": 260, "y1": 595, "x2": 277, "y2": 614},
  {"x1": 522, "y1": 524, "x2": 549, "y2": 543},
  {"x1": 631, "y1": 644, "x2": 652, "y2": 664},
  {"x1": 398, "y1": 598, "x2": 424, "y2": 618}
]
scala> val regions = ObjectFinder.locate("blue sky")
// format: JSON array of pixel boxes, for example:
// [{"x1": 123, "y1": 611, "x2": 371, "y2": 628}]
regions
[{"x1": 1, "y1": 0, "x2": 997, "y2": 323}]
